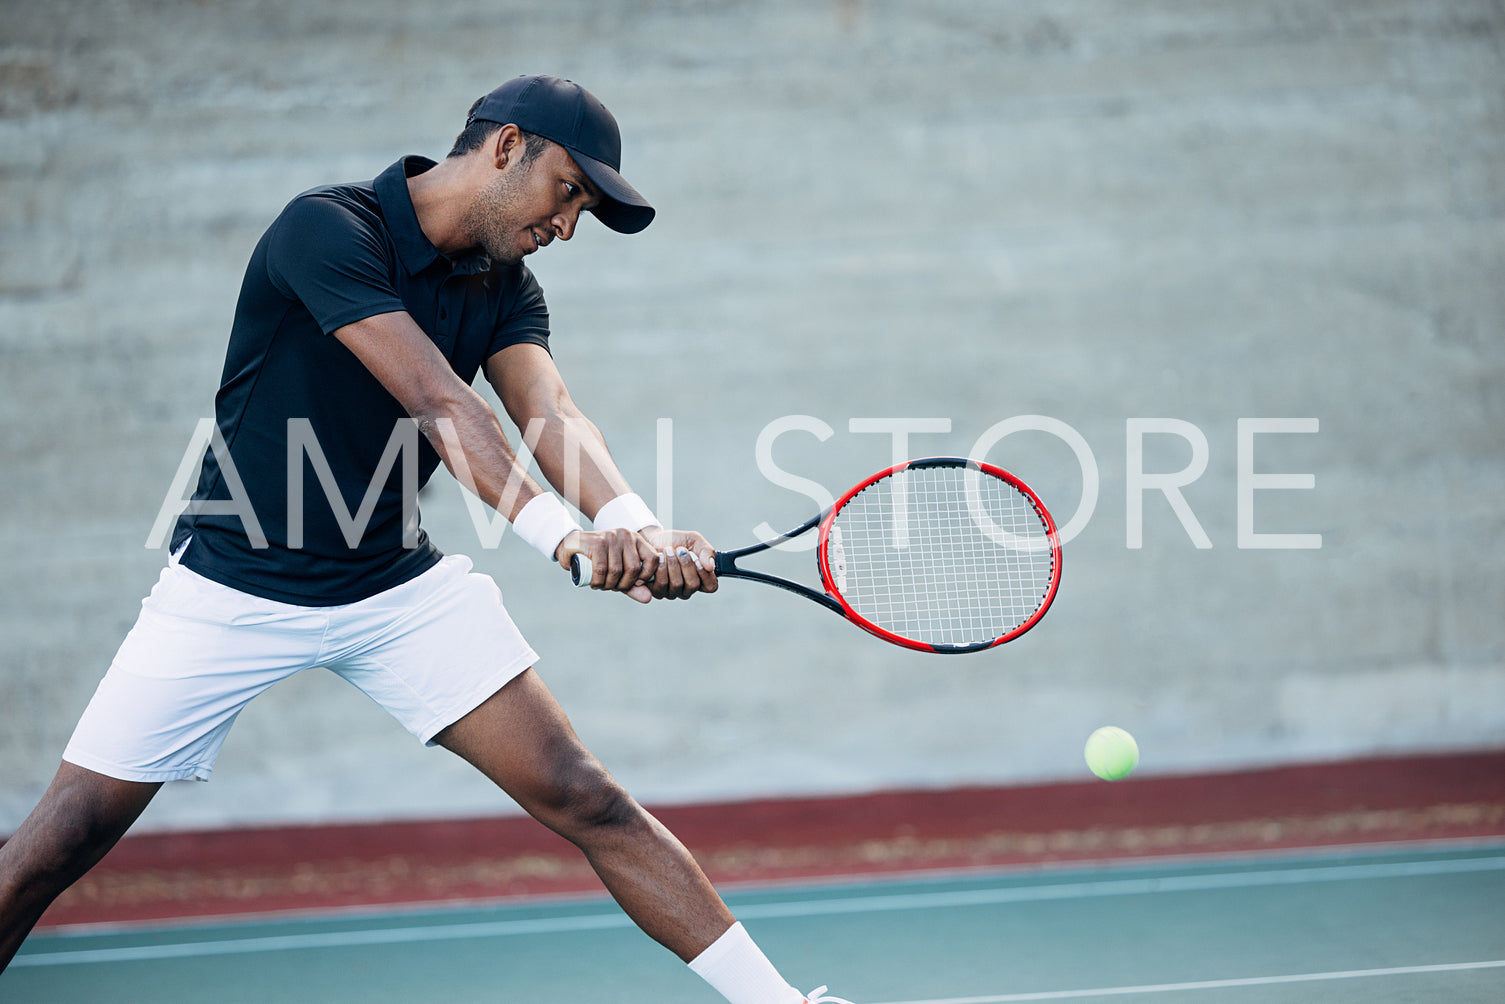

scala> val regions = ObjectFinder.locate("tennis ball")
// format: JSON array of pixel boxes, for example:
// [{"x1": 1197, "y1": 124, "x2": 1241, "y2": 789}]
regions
[{"x1": 1084, "y1": 726, "x2": 1139, "y2": 781}]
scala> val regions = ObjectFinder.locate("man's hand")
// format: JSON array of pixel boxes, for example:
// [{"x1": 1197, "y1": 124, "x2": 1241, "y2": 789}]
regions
[
  {"x1": 639, "y1": 527, "x2": 718, "y2": 600},
  {"x1": 555, "y1": 528, "x2": 663, "y2": 603},
  {"x1": 555, "y1": 527, "x2": 718, "y2": 603}
]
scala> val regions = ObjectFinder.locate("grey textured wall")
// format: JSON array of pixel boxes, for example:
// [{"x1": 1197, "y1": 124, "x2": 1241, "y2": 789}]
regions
[{"x1": 3, "y1": 0, "x2": 1502, "y2": 832}]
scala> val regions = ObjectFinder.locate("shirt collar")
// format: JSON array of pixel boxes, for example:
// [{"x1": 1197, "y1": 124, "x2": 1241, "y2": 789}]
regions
[
  {"x1": 374, "y1": 156, "x2": 445, "y2": 276},
  {"x1": 374, "y1": 155, "x2": 497, "y2": 281}
]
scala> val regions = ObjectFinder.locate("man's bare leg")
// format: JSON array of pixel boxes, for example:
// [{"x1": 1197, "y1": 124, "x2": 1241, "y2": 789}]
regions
[
  {"x1": 0, "y1": 762, "x2": 161, "y2": 971},
  {"x1": 435, "y1": 668, "x2": 735, "y2": 961}
]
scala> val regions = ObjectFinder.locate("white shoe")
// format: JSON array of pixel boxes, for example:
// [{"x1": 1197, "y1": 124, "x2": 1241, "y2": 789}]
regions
[{"x1": 803, "y1": 988, "x2": 856, "y2": 1004}]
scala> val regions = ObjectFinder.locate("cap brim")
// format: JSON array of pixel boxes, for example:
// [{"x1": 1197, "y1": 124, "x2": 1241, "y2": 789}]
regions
[{"x1": 570, "y1": 149, "x2": 655, "y2": 234}]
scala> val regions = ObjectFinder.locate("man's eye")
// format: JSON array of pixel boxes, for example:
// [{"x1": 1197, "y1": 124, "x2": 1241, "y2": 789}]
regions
[{"x1": 565, "y1": 183, "x2": 579, "y2": 198}]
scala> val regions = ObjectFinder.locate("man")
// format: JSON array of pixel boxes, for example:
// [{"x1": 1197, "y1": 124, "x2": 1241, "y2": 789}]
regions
[{"x1": 0, "y1": 75, "x2": 852, "y2": 1004}]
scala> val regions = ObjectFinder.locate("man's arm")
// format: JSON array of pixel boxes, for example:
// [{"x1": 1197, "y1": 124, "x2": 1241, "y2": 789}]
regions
[
  {"x1": 485, "y1": 342, "x2": 717, "y2": 598},
  {"x1": 331, "y1": 311, "x2": 660, "y2": 597},
  {"x1": 485, "y1": 343, "x2": 631, "y2": 522},
  {"x1": 334, "y1": 312, "x2": 550, "y2": 519}
]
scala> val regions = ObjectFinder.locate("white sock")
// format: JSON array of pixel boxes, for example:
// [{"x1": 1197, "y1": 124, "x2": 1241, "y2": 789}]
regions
[{"x1": 688, "y1": 921, "x2": 806, "y2": 1004}]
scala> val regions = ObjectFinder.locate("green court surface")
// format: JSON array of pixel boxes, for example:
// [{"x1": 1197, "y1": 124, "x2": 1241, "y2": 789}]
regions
[{"x1": 8, "y1": 842, "x2": 1503, "y2": 1003}]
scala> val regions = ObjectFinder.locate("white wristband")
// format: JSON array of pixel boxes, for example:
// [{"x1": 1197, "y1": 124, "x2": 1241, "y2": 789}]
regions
[
  {"x1": 592, "y1": 492, "x2": 661, "y2": 533},
  {"x1": 512, "y1": 493, "x2": 579, "y2": 561}
]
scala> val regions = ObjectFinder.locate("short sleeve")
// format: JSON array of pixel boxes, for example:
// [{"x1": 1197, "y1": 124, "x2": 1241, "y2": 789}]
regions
[
  {"x1": 488, "y1": 264, "x2": 551, "y2": 356},
  {"x1": 265, "y1": 193, "x2": 407, "y2": 335}
]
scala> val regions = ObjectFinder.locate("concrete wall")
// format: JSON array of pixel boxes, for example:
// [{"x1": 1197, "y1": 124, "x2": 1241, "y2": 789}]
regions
[{"x1": 2, "y1": 0, "x2": 1501, "y2": 832}]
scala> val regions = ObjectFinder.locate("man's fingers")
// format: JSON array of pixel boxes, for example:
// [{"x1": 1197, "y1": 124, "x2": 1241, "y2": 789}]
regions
[
  {"x1": 654, "y1": 547, "x2": 684, "y2": 597},
  {"x1": 630, "y1": 533, "x2": 661, "y2": 587},
  {"x1": 671, "y1": 546, "x2": 704, "y2": 598},
  {"x1": 684, "y1": 539, "x2": 718, "y2": 593},
  {"x1": 575, "y1": 529, "x2": 719, "y2": 601},
  {"x1": 602, "y1": 528, "x2": 641, "y2": 590}
]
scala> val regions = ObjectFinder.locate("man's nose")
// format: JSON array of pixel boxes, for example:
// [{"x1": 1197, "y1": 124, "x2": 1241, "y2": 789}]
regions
[{"x1": 553, "y1": 208, "x2": 580, "y2": 241}]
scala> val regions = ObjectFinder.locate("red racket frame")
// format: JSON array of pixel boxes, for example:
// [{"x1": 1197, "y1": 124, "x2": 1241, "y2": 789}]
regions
[{"x1": 813, "y1": 457, "x2": 1062, "y2": 653}]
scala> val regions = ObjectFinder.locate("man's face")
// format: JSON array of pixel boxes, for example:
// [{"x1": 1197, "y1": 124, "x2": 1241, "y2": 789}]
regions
[{"x1": 465, "y1": 139, "x2": 601, "y2": 266}]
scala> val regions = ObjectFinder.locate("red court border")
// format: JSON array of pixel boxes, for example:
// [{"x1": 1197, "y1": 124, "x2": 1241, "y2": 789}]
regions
[{"x1": 18, "y1": 750, "x2": 1504, "y2": 929}]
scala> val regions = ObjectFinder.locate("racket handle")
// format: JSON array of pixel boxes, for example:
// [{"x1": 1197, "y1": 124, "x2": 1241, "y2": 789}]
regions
[{"x1": 574, "y1": 550, "x2": 717, "y2": 585}]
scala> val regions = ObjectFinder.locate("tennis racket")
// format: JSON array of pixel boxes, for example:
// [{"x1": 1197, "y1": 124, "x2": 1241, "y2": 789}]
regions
[{"x1": 572, "y1": 457, "x2": 1061, "y2": 654}]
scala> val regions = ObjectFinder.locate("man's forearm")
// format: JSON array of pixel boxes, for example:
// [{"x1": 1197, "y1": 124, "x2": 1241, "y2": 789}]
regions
[
  {"x1": 526, "y1": 407, "x2": 638, "y2": 522},
  {"x1": 416, "y1": 388, "x2": 548, "y2": 522}
]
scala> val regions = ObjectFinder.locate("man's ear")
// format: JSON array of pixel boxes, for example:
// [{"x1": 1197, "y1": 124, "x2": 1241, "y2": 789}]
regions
[{"x1": 490, "y1": 123, "x2": 524, "y2": 170}]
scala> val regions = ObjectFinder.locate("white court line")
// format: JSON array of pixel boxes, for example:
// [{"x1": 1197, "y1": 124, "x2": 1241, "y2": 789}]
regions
[
  {"x1": 732, "y1": 854, "x2": 1505, "y2": 921},
  {"x1": 869, "y1": 959, "x2": 1505, "y2": 1002},
  {"x1": 12, "y1": 854, "x2": 1505, "y2": 967}
]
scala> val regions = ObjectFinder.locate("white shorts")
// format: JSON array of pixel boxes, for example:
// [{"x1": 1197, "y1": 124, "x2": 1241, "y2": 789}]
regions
[{"x1": 63, "y1": 552, "x2": 538, "y2": 783}]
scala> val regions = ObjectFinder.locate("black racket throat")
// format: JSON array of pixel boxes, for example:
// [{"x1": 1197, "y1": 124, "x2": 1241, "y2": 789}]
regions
[{"x1": 713, "y1": 513, "x2": 844, "y2": 616}]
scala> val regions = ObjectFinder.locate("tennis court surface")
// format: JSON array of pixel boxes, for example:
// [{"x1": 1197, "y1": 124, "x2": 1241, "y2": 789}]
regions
[{"x1": 7, "y1": 751, "x2": 1503, "y2": 1002}]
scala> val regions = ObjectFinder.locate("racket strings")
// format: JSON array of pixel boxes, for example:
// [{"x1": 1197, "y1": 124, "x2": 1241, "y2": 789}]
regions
[{"x1": 830, "y1": 466, "x2": 1056, "y2": 647}]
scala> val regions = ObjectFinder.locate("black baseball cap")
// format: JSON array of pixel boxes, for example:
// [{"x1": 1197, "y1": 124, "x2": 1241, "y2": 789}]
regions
[{"x1": 468, "y1": 75, "x2": 654, "y2": 234}]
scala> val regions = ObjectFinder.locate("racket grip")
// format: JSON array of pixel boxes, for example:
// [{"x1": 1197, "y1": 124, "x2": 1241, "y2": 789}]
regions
[{"x1": 570, "y1": 554, "x2": 592, "y2": 587}]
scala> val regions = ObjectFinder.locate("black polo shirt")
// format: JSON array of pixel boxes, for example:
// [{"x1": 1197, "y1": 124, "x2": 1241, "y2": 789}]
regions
[{"x1": 171, "y1": 156, "x2": 551, "y2": 605}]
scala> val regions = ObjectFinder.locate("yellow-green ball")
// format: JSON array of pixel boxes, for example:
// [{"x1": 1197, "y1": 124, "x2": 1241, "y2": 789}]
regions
[{"x1": 1084, "y1": 726, "x2": 1139, "y2": 781}]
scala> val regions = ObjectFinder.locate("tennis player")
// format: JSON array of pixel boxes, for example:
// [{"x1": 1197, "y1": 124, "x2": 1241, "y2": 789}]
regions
[{"x1": 0, "y1": 75, "x2": 852, "y2": 1004}]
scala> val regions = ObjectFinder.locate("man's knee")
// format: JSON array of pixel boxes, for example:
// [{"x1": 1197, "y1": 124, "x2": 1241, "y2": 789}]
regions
[{"x1": 528, "y1": 745, "x2": 641, "y2": 837}]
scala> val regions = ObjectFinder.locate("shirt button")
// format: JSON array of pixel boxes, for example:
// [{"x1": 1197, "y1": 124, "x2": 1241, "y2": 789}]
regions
[{"x1": 439, "y1": 308, "x2": 448, "y2": 320}]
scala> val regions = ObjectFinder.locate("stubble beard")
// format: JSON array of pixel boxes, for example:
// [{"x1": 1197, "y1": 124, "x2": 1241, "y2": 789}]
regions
[{"x1": 463, "y1": 170, "x2": 531, "y2": 266}]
